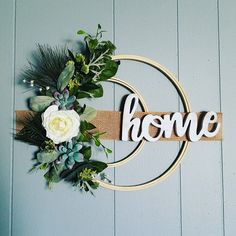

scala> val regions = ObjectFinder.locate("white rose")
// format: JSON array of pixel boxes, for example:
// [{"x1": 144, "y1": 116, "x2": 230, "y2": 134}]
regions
[{"x1": 42, "y1": 105, "x2": 80, "y2": 144}]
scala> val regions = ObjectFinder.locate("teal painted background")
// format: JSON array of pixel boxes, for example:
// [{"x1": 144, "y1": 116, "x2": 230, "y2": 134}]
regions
[{"x1": 0, "y1": 0, "x2": 236, "y2": 235}]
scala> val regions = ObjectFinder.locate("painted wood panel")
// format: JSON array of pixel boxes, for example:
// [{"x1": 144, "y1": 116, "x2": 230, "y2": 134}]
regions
[
  {"x1": 178, "y1": 1, "x2": 224, "y2": 235},
  {"x1": 13, "y1": 1, "x2": 115, "y2": 236},
  {"x1": 0, "y1": 0, "x2": 15, "y2": 235},
  {"x1": 114, "y1": 1, "x2": 182, "y2": 235},
  {"x1": 219, "y1": 0, "x2": 236, "y2": 235},
  {"x1": 0, "y1": 0, "x2": 236, "y2": 235}
]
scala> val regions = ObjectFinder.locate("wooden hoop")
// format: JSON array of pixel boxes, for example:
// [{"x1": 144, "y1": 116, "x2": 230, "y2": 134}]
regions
[{"x1": 96, "y1": 54, "x2": 191, "y2": 191}]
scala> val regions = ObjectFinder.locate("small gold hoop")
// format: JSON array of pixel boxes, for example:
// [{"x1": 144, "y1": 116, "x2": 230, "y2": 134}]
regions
[{"x1": 96, "y1": 55, "x2": 191, "y2": 191}]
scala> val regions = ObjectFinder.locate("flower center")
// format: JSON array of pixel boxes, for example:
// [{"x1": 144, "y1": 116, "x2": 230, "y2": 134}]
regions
[{"x1": 49, "y1": 117, "x2": 72, "y2": 135}]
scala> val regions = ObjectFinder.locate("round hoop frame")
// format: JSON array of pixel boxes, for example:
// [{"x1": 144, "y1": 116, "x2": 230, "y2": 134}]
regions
[{"x1": 96, "y1": 55, "x2": 191, "y2": 191}]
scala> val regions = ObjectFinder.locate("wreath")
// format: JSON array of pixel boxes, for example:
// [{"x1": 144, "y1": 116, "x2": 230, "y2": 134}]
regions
[{"x1": 16, "y1": 25, "x2": 119, "y2": 194}]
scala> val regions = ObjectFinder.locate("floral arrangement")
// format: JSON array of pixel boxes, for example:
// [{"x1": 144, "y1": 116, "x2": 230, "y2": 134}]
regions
[{"x1": 16, "y1": 25, "x2": 119, "y2": 193}]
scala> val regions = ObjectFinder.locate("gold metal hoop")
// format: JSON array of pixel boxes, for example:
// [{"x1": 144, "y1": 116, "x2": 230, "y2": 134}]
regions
[
  {"x1": 96, "y1": 55, "x2": 191, "y2": 191},
  {"x1": 106, "y1": 77, "x2": 148, "y2": 168}
]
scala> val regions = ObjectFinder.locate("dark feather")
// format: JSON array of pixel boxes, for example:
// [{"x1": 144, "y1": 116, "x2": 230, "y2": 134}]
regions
[
  {"x1": 16, "y1": 113, "x2": 46, "y2": 147},
  {"x1": 21, "y1": 44, "x2": 69, "y2": 90}
]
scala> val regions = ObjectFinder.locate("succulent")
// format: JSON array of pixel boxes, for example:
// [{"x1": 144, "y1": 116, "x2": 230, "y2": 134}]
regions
[
  {"x1": 53, "y1": 89, "x2": 76, "y2": 110},
  {"x1": 57, "y1": 141, "x2": 83, "y2": 169}
]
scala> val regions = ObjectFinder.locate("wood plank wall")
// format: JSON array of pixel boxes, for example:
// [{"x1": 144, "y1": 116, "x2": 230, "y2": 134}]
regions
[{"x1": 0, "y1": 0, "x2": 235, "y2": 235}]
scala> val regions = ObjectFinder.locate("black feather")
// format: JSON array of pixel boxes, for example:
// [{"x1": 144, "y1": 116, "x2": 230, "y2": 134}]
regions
[
  {"x1": 16, "y1": 113, "x2": 47, "y2": 147},
  {"x1": 21, "y1": 44, "x2": 69, "y2": 90}
]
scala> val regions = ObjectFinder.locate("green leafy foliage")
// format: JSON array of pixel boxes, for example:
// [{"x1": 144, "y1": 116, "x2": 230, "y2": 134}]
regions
[
  {"x1": 44, "y1": 163, "x2": 65, "y2": 187},
  {"x1": 80, "y1": 106, "x2": 97, "y2": 122},
  {"x1": 89, "y1": 160, "x2": 107, "y2": 172},
  {"x1": 80, "y1": 146, "x2": 92, "y2": 161},
  {"x1": 79, "y1": 120, "x2": 96, "y2": 133},
  {"x1": 99, "y1": 60, "x2": 119, "y2": 81},
  {"x1": 68, "y1": 24, "x2": 119, "y2": 100},
  {"x1": 37, "y1": 150, "x2": 59, "y2": 164},
  {"x1": 18, "y1": 25, "x2": 116, "y2": 193},
  {"x1": 29, "y1": 96, "x2": 55, "y2": 112},
  {"x1": 57, "y1": 61, "x2": 75, "y2": 92}
]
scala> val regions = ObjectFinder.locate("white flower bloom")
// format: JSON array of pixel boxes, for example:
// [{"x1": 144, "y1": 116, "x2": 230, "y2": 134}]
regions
[{"x1": 42, "y1": 105, "x2": 80, "y2": 144}]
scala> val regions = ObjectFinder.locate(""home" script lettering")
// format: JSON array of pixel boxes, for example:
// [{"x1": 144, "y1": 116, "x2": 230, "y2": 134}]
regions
[{"x1": 121, "y1": 94, "x2": 221, "y2": 142}]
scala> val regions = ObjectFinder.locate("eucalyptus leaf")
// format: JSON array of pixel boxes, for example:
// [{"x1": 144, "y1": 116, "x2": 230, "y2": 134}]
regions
[
  {"x1": 44, "y1": 163, "x2": 65, "y2": 183},
  {"x1": 57, "y1": 62, "x2": 75, "y2": 92},
  {"x1": 80, "y1": 107, "x2": 97, "y2": 122},
  {"x1": 29, "y1": 96, "x2": 55, "y2": 112},
  {"x1": 37, "y1": 150, "x2": 59, "y2": 164}
]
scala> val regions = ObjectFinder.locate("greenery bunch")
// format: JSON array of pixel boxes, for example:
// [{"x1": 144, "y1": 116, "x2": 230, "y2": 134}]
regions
[{"x1": 16, "y1": 25, "x2": 118, "y2": 194}]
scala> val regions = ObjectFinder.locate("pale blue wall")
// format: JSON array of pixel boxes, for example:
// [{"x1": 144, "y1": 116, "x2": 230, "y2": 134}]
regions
[{"x1": 0, "y1": 0, "x2": 236, "y2": 235}]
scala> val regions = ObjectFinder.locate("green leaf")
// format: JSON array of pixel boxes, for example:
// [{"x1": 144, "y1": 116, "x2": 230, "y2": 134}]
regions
[
  {"x1": 99, "y1": 60, "x2": 119, "y2": 81},
  {"x1": 76, "y1": 84, "x2": 103, "y2": 99},
  {"x1": 44, "y1": 163, "x2": 64, "y2": 183},
  {"x1": 105, "y1": 148, "x2": 112, "y2": 154},
  {"x1": 86, "y1": 123, "x2": 96, "y2": 130},
  {"x1": 104, "y1": 40, "x2": 116, "y2": 53},
  {"x1": 77, "y1": 30, "x2": 86, "y2": 35},
  {"x1": 29, "y1": 96, "x2": 55, "y2": 112},
  {"x1": 80, "y1": 120, "x2": 96, "y2": 132},
  {"x1": 93, "y1": 131, "x2": 106, "y2": 139},
  {"x1": 89, "y1": 84, "x2": 103, "y2": 98},
  {"x1": 76, "y1": 91, "x2": 92, "y2": 99},
  {"x1": 78, "y1": 133, "x2": 90, "y2": 142},
  {"x1": 80, "y1": 83, "x2": 100, "y2": 91},
  {"x1": 89, "y1": 161, "x2": 107, "y2": 173},
  {"x1": 80, "y1": 120, "x2": 87, "y2": 133},
  {"x1": 89, "y1": 181, "x2": 99, "y2": 190},
  {"x1": 37, "y1": 150, "x2": 59, "y2": 164},
  {"x1": 76, "y1": 104, "x2": 86, "y2": 115},
  {"x1": 88, "y1": 39, "x2": 98, "y2": 51},
  {"x1": 57, "y1": 61, "x2": 75, "y2": 92},
  {"x1": 81, "y1": 146, "x2": 92, "y2": 160},
  {"x1": 80, "y1": 106, "x2": 97, "y2": 122},
  {"x1": 39, "y1": 163, "x2": 48, "y2": 170},
  {"x1": 93, "y1": 137, "x2": 101, "y2": 147}
]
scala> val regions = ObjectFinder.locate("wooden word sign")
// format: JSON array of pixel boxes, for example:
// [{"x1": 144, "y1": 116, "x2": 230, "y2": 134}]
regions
[{"x1": 122, "y1": 94, "x2": 221, "y2": 142}]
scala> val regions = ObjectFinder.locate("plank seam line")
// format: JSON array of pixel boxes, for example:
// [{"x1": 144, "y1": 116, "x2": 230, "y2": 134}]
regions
[
  {"x1": 217, "y1": 0, "x2": 225, "y2": 235},
  {"x1": 177, "y1": 0, "x2": 183, "y2": 235},
  {"x1": 112, "y1": 1, "x2": 116, "y2": 236},
  {"x1": 10, "y1": 0, "x2": 17, "y2": 235}
]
